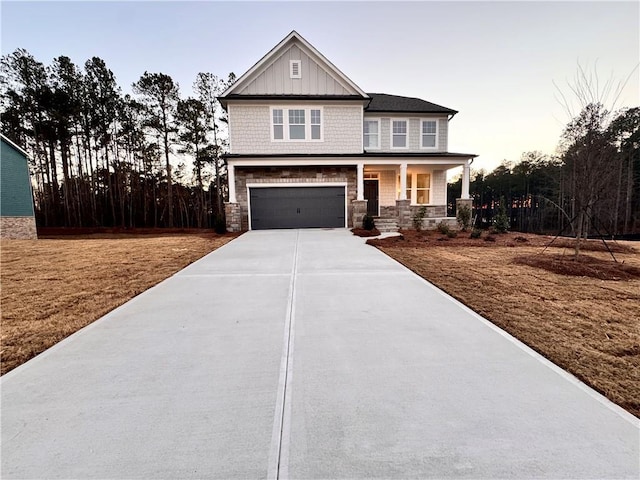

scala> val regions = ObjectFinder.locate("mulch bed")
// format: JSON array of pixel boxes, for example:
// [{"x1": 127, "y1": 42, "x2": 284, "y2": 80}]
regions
[
  {"x1": 351, "y1": 227, "x2": 381, "y2": 237},
  {"x1": 513, "y1": 253, "x2": 640, "y2": 280}
]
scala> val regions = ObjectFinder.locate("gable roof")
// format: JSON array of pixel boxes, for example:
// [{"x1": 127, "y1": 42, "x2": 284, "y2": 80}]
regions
[
  {"x1": 1, "y1": 133, "x2": 29, "y2": 157},
  {"x1": 365, "y1": 93, "x2": 458, "y2": 116},
  {"x1": 220, "y1": 30, "x2": 368, "y2": 100}
]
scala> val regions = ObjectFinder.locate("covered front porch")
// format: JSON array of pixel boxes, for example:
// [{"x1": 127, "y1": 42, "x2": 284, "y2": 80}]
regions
[{"x1": 352, "y1": 159, "x2": 472, "y2": 231}]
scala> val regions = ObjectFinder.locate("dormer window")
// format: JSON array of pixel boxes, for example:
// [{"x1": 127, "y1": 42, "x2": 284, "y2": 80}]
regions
[{"x1": 290, "y1": 60, "x2": 301, "y2": 79}]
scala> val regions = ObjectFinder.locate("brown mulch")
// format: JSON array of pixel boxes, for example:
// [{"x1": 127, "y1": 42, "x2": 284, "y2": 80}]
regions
[
  {"x1": 368, "y1": 230, "x2": 636, "y2": 254},
  {"x1": 1, "y1": 233, "x2": 237, "y2": 375},
  {"x1": 373, "y1": 235, "x2": 640, "y2": 418},
  {"x1": 351, "y1": 227, "x2": 381, "y2": 237},
  {"x1": 514, "y1": 253, "x2": 640, "y2": 280}
]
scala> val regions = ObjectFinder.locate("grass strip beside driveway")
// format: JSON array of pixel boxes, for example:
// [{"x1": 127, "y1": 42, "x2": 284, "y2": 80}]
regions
[{"x1": 1, "y1": 233, "x2": 236, "y2": 375}]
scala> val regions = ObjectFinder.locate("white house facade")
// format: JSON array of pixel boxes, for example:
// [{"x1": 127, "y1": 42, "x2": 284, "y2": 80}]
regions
[{"x1": 220, "y1": 31, "x2": 475, "y2": 232}]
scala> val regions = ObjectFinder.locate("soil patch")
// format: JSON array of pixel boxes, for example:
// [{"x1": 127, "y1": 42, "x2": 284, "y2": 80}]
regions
[
  {"x1": 1, "y1": 233, "x2": 237, "y2": 375},
  {"x1": 514, "y1": 253, "x2": 640, "y2": 280},
  {"x1": 374, "y1": 238, "x2": 640, "y2": 418}
]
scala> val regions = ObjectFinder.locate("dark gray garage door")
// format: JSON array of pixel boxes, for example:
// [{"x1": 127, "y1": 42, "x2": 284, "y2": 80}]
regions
[{"x1": 250, "y1": 186, "x2": 345, "y2": 230}]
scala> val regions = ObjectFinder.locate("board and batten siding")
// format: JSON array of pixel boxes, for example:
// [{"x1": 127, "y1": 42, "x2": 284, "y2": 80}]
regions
[
  {"x1": 229, "y1": 104, "x2": 363, "y2": 154},
  {"x1": 366, "y1": 115, "x2": 448, "y2": 153},
  {"x1": 238, "y1": 44, "x2": 355, "y2": 96}
]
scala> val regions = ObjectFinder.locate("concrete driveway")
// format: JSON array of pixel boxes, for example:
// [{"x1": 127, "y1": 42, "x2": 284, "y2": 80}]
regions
[{"x1": 2, "y1": 229, "x2": 638, "y2": 479}]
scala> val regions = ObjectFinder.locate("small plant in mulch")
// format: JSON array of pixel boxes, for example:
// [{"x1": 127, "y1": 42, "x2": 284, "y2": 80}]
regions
[
  {"x1": 514, "y1": 236, "x2": 528, "y2": 243},
  {"x1": 362, "y1": 214, "x2": 376, "y2": 231},
  {"x1": 413, "y1": 206, "x2": 427, "y2": 231},
  {"x1": 470, "y1": 229, "x2": 482, "y2": 239},
  {"x1": 352, "y1": 227, "x2": 381, "y2": 237},
  {"x1": 436, "y1": 221, "x2": 450, "y2": 235},
  {"x1": 446, "y1": 230, "x2": 458, "y2": 238},
  {"x1": 456, "y1": 204, "x2": 472, "y2": 231},
  {"x1": 484, "y1": 235, "x2": 496, "y2": 242}
]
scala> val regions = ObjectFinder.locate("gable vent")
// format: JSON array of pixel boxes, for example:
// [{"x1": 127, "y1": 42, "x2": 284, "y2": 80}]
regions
[{"x1": 290, "y1": 60, "x2": 301, "y2": 79}]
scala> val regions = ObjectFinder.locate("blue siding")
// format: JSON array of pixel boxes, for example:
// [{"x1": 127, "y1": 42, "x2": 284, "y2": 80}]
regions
[{"x1": 1, "y1": 138, "x2": 35, "y2": 217}]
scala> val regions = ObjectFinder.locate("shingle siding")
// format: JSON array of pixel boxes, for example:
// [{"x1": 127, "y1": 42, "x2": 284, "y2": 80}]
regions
[
  {"x1": 1, "y1": 139, "x2": 35, "y2": 217},
  {"x1": 364, "y1": 115, "x2": 448, "y2": 153},
  {"x1": 229, "y1": 104, "x2": 363, "y2": 154}
]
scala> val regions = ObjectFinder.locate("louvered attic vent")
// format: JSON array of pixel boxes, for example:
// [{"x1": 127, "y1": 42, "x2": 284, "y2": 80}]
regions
[{"x1": 290, "y1": 60, "x2": 301, "y2": 79}]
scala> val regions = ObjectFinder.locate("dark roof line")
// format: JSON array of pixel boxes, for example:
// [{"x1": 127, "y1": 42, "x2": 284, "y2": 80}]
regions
[{"x1": 365, "y1": 93, "x2": 457, "y2": 115}]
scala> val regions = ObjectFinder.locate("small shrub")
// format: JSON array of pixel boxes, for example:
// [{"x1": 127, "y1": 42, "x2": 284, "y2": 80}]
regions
[
  {"x1": 493, "y1": 196, "x2": 510, "y2": 233},
  {"x1": 214, "y1": 216, "x2": 227, "y2": 234},
  {"x1": 470, "y1": 228, "x2": 482, "y2": 239},
  {"x1": 514, "y1": 236, "x2": 528, "y2": 243},
  {"x1": 456, "y1": 204, "x2": 472, "y2": 231},
  {"x1": 446, "y1": 230, "x2": 458, "y2": 238},
  {"x1": 436, "y1": 221, "x2": 450, "y2": 235},
  {"x1": 484, "y1": 235, "x2": 496, "y2": 242},
  {"x1": 362, "y1": 214, "x2": 375, "y2": 231},
  {"x1": 412, "y1": 206, "x2": 427, "y2": 231}
]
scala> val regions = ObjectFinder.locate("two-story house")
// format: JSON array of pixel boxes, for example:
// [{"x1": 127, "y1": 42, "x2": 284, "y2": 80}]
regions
[{"x1": 220, "y1": 31, "x2": 475, "y2": 232}]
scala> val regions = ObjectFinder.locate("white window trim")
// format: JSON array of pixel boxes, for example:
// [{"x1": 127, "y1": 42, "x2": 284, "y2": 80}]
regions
[
  {"x1": 404, "y1": 171, "x2": 433, "y2": 205},
  {"x1": 363, "y1": 118, "x2": 381, "y2": 150},
  {"x1": 290, "y1": 60, "x2": 301, "y2": 79},
  {"x1": 270, "y1": 106, "x2": 324, "y2": 142},
  {"x1": 420, "y1": 119, "x2": 439, "y2": 150},
  {"x1": 390, "y1": 118, "x2": 409, "y2": 150}
]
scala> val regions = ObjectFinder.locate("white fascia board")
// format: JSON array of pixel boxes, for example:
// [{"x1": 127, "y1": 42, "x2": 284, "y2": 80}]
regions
[
  {"x1": 227, "y1": 157, "x2": 470, "y2": 168},
  {"x1": 1, "y1": 134, "x2": 29, "y2": 157}
]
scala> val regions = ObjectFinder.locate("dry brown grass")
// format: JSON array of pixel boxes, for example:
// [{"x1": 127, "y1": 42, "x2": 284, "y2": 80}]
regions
[
  {"x1": 1, "y1": 233, "x2": 236, "y2": 375},
  {"x1": 373, "y1": 232, "x2": 640, "y2": 418}
]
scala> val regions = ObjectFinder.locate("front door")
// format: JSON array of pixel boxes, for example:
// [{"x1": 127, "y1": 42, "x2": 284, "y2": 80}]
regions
[{"x1": 364, "y1": 179, "x2": 379, "y2": 216}]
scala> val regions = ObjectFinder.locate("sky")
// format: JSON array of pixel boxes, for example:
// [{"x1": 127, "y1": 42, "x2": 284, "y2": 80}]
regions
[{"x1": 1, "y1": 1, "x2": 638, "y2": 174}]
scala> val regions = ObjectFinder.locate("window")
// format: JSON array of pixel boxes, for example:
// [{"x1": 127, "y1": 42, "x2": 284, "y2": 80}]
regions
[
  {"x1": 404, "y1": 172, "x2": 431, "y2": 204},
  {"x1": 289, "y1": 109, "x2": 305, "y2": 139},
  {"x1": 271, "y1": 107, "x2": 322, "y2": 141},
  {"x1": 273, "y1": 109, "x2": 284, "y2": 140},
  {"x1": 311, "y1": 109, "x2": 321, "y2": 140},
  {"x1": 290, "y1": 60, "x2": 301, "y2": 79},
  {"x1": 422, "y1": 120, "x2": 437, "y2": 148},
  {"x1": 392, "y1": 120, "x2": 407, "y2": 148},
  {"x1": 363, "y1": 120, "x2": 379, "y2": 149},
  {"x1": 416, "y1": 173, "x2": 431, "y2": 204}
]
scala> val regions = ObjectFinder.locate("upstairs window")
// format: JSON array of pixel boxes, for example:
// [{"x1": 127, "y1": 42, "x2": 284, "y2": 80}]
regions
[
  {"x1": 363, "y1": 120, "x2": 379, "y2": 149},
  {"x1": 290, "y1": 60, "x2": 301, "y2": 79},
  {"x1": 421, "y1": 120, "x2": 437, "y2": 148},
  {"x1": 289, "y1": 109, "x2": 305, "y2": 139},
  {"x1": 273, "y1": 109, "x2": 284, "y2": 140},
  {"x1": 271, "y1": 107, "x2": 322, "y2": 141},
  {"x1": 311, "y1": 109, "x2": 321, "y2": 139},
  {"x1": 392, "y1": 120, "x2": 408, "y2": 148}
]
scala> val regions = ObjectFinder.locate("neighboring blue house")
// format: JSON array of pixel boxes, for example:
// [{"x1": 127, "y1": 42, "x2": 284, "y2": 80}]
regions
[{"x1": 1, "y1": 134, "x2": 37, "y2": 239}]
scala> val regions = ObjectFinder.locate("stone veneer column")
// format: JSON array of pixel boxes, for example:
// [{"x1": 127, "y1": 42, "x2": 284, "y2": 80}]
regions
[
  {"x1": 456, "y1": 198, "x2": 473, "y2": 214},
  {"x1": 0, "y1": 217, "x2": 37, "y2": 239},
  {"x1": 395, "y1": 199, "x2": 411, "y2": 229},
  {"x1": 352, "y1": 199, "x2": 368, "y2": 228},
  {"x1": 224, "y1": 203, "x2": 242, "y2": 232}
]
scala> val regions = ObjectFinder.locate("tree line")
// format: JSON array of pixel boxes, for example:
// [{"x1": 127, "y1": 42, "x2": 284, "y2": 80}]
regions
[
  {"x1": 1, "y1": 49, "x2": 235, "y2": 229},
  {"x1": 448, "y1": 106, "x2": 640, "y2": 239}
]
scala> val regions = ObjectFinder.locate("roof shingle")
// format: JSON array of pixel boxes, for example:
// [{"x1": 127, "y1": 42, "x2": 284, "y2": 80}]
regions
[{"x1": 366, "y1": 93, "x2": 457, "y2": 115}]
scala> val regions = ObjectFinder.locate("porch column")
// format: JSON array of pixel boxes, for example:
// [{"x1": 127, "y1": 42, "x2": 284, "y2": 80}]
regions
[
  {"x1": 357, "y1": 163, "x2": 364, "y2": 201},
  {"x1": 228, "y1": 163, "x2": 236, "y2": 203},
  {"x1": 461, "y1": 161, "x2": 470, "y2": 199},
  {"x1": 399, "y1": 163, "x2": 408, "y2": 200}
]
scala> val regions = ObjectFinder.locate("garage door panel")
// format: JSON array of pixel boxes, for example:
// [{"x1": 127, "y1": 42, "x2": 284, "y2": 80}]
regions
[{"x1": 250, "y1": 187, "x2": 345, "y2": 230}]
